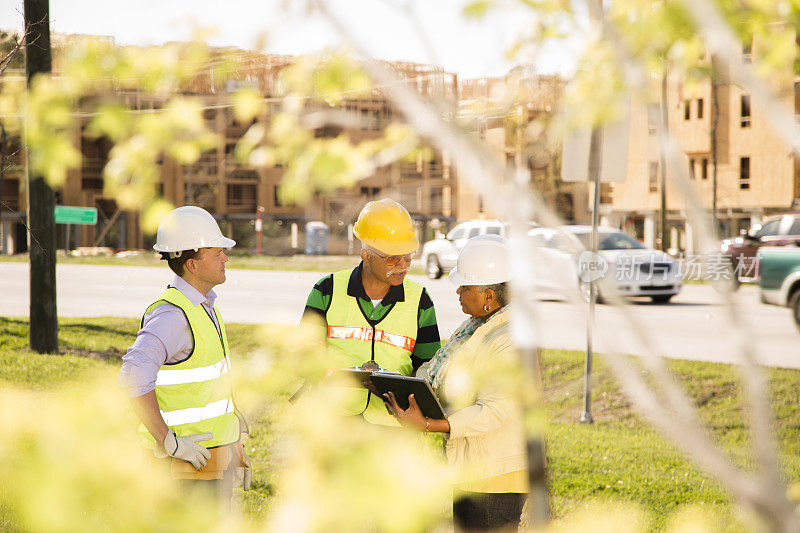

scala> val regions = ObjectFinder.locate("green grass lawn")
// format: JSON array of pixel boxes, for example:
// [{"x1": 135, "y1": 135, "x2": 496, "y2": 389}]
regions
[
  {"x1": 539, "y1": 350, "x2": 800, "y2": 530},
  {"x1": 2, "y1": 317, "x2": 798, "y2": 530}
]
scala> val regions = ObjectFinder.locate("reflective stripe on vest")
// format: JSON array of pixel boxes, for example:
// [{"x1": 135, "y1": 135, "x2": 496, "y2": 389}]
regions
[
  {"x1": 161, "y1": 397, "x2": 235, "y2": 427},
  {"x1": 138, "y1": 287, "x2": 240, "y2": 449},
  {"x1": 327, "y1": 326, "x2": 416, "y2": 353},
  {"x1": 155, "y1": 356, "x2": 232, "y2": 386},
  {"x1": 325, "y1": 268, "x2": 423, "y2": 425}
]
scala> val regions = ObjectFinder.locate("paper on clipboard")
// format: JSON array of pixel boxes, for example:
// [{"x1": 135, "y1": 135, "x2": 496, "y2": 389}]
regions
[
  {"x1": 327, "y1": 367, "x2": 375, "y2": 388},
  {"x1": 327, "y1": 366, "x2": 401, "y2": 388}
]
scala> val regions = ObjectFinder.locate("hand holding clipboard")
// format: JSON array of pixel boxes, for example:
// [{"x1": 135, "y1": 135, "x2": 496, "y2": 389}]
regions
[
  {"x1": 370, "y1": 374, "x2": 446, "y2": 420},
  {"x1": 382, "y1": 385, "x2": 449, "y2": 434},
  {"x1": 326, "y1": 363, "x2": 446, "y2": 420}
]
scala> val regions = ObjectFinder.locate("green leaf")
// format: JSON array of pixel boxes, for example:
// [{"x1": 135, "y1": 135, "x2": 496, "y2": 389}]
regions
[
  {"x1": 142, "y1": 198, "x2": 175, "y2": 235},
  {"x1": 313, "y1": 55, "x2": 370, "y2": 105},
  {"x1": 167, "y1": 140, "x2": 202, "y2": 165},
  {"x1": 463, "y1": 0, "x2": 494, "y2": 18},
  {"x1": 86, "y1": 104, "x2": 132, "y2": 141},
  {"x1": 233, "y1": 88, "x2": 266, "y2": 125}
]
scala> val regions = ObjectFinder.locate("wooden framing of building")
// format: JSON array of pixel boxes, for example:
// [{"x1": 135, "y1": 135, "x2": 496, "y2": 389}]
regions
[
  {"x1": 598, "y1": 31, "x2": 800, "y2": 252},
  {"x1": 1, "y1": 38, "x2": 461, "y2": 254}
]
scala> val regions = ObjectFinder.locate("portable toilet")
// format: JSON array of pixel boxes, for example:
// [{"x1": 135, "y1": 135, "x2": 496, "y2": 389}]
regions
[{"x1": 305, "y1": 221, "x2": 329, "y2": 255}]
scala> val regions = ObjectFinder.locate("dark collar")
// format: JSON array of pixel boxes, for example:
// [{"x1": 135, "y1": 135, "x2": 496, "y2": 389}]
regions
[{"x1": 347, "y1": 262, "x2": 406, "y2": 304}]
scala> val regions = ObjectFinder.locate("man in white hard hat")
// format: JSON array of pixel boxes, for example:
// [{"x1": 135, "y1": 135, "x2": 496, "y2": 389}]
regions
[
  {"x1": 302, "y1": 198, "x2": 442, "y2": 425},
  {"x1": 119, "y1": 206, "x2": 250, "y2": 502}
]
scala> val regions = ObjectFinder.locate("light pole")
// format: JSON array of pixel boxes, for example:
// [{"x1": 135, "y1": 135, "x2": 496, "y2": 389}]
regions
[{"x1": 581, "y1": 126, "x2": 603, "y2": 425}]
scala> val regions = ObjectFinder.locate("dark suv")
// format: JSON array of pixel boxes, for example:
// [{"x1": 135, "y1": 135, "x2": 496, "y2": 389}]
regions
[{"x1": 720, "y1": 214, "x2": 800, "y2": 281}]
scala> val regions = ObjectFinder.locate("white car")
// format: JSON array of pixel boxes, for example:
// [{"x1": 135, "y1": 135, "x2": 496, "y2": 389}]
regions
[
  {"x1": 421, "y1": 220, "x2": 505, "y2": 279},
  {"x1": 528, "y1": 225, "x2": 682, "y2": 303},
  {"x1": 526, "y1": 227, "x2": 583, "y2": 301}
]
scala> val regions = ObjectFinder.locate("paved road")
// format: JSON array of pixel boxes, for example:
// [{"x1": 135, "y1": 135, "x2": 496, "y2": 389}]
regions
[{"x1": 2, "y1": 262, "x2": 798, "y2": 368}]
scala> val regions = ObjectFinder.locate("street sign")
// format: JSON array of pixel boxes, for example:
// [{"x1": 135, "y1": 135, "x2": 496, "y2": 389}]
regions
[{"x1": 54, "y1": 206, "x2": 98, "y2": 225}]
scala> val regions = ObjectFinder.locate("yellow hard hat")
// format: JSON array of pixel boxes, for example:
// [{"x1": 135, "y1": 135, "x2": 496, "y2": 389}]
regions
[{"x1": 353, "y1": 198, "x2": 419, "y2": 255}]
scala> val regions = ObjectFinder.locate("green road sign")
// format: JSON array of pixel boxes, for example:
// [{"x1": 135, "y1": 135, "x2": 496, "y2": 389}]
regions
[{"x1": 54, "y1": 206, "x2": 98, "y2": 225}]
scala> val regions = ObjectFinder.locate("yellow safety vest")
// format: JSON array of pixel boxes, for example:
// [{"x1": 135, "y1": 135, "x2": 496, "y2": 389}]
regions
[
  {"x1": 325, "y1": 268, "x2": 423, "y2": 425},
  {"x1": 139, "y1": 287, "x2": 240, "y2": 449}
]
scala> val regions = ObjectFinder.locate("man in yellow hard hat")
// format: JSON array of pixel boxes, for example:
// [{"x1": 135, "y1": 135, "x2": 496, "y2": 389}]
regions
[{"x1": 302, "y1": 198, "x2": 442, "y2": 425}]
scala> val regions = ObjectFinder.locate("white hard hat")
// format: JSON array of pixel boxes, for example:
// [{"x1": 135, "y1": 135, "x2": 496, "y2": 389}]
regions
[
  {"x1": 449, "y1": 234, "x2": 512, "y2": 286},
  {"x1": 153, "y1": 206, "x2": 236, "y2": 256}
]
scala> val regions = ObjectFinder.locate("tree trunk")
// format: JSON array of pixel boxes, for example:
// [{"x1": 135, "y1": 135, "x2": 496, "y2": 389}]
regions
[{"x1": 25, "y1": 0, "x2": 58, "y2": 353}]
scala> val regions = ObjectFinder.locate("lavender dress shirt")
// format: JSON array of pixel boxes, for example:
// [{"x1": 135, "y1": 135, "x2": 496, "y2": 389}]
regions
[{"x1": 118, "y1": 275, "x2": 222, "y2": 397}]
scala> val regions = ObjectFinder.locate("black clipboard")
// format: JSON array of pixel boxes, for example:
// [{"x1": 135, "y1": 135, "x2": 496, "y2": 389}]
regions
[
  {"x1": 327, "y1": 366, "x2": 403, "y2": 388},
  {"x1": 327, "y1": 367, "x2": 378, "y2": 388},
  {"x1": 370, "y1": 374, "x2": 446, "y2": 420}
]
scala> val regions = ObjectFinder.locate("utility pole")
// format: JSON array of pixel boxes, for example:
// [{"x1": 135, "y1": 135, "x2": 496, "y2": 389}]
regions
[
  {"x1": 0, "y1": 125, "x2": 6, "y2": 255},
  {"x1": 659, "y1": 71, "x2": 669, "y2": 252},
  {"x1": 711, "y1": 58, "x2": 719, "y2": 235},
  {"x1": 25, "y1": 0, "x2": 58, "y2": 353}
]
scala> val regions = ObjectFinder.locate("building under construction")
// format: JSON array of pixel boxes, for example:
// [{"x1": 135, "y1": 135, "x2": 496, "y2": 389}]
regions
[
  {"x1": 458, "y1": 66, "x2": 588, "y2": 224},
  {"x1": 1, "y1": 35, "x2": 579, "y2": 255}
]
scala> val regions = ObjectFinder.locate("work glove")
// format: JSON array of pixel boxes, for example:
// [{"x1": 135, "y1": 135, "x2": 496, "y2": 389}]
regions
[
  {"x1": 163, "y1": 430, "x2": 213, "y2": 470},
  {"x1": 152, "y1": 441, "x2": 168, "y2": 459},
  {"x1": 232, "y1": 443, "x2": 252, "y2": 491}
]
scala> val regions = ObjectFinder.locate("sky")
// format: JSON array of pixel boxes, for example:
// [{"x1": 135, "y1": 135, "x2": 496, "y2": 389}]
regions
[{"x1": 0, "y1": 0, "x2": 581, "y2": 79}]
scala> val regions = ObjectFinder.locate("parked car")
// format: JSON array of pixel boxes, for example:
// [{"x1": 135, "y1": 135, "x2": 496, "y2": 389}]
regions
[
  {"x1": 528, "y1": 226, "x2": 682, "y2": 303},
  {"x1": 526, "y1": 227, "x2": 582, "y2": 301},
  {"x1": 421, "y1": 220, "x2": 506, "y2": 279},
  {"x1": 720, "y1": 213, "x2": 800, "y2": 281},
  {"x1": 757, "y1": 245, "x2": 800, "y2": 331}
]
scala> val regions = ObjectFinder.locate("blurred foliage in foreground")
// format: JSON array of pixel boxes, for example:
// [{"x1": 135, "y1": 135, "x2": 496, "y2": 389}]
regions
[
  {"x1": 0, "y1": 35, "x2": 426, "y2": 235},
  {"x1": 3, "y1": 317, "x2": 800, "y2": 530}
]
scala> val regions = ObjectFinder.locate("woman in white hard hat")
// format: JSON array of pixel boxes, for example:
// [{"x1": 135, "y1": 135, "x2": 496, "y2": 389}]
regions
[{"x1": 384, "y1": 235, "x2": 529, "y2": 533}]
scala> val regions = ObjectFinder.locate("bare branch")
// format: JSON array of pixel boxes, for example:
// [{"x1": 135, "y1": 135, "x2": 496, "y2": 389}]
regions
[
  {"x1": 0, "y1": 34, "x2": 24, "y2": 76},
  {"x1": 0, "y1": 199, "x2": 46, "y2": 254},
  {"x1": 1, "y1": 144, "x2": 26, "y2": 176},
  {"x1": 0, "y1": 12, "x2": 47, "y2": 77}
]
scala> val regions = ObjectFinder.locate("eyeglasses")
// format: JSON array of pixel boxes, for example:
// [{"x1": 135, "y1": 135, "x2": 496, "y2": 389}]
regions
[{"x1": 370, "y1": 249, "x2": 415, "y2": 266}]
